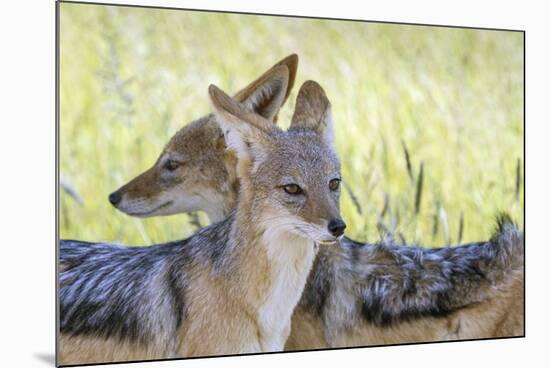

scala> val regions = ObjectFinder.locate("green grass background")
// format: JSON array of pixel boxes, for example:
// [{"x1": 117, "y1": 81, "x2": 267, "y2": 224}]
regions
[{"x1": 59, "y1": 3, "x2": 524, "y2": 247}]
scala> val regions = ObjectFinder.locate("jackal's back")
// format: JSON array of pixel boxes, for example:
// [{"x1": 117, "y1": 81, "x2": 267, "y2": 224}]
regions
[
  {"x1": 59, "y1": 217, "x2": 234, "y2": 349},
  {"x1": 288, "y1": 217, "x2": 524, "y2": 348}
]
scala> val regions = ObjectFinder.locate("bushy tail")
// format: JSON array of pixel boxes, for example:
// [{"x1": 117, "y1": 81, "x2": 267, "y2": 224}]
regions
[
  {"x1": 322, "y1": 214, "x2": 524, "y2": 326},
  {"x1": 419, "y1": 213, "x2": 523, "y2": 311},
  {"x1": 486, "y1": 212, "x2": 524, "y2": 276}
]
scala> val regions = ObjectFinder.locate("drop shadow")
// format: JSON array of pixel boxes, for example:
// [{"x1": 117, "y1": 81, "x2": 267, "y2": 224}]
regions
[{"x1": 34, "y1": 353, "x2": 55, "y2": 366}]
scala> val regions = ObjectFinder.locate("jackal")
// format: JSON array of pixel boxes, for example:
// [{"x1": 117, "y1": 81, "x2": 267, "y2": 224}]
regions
[
  {"x1": 59, "y1": 79, "x2": 345, "y2": 365},
  {"x1": 108, "y1": 54, "x2": 298, "y2": 222},
  {"x1": 109, "y1": 59, "x2": 524, "y2": 348}
]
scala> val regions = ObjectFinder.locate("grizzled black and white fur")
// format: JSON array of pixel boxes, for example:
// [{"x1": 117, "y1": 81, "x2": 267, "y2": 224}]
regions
[
  {"x1": 60, "y1": 215, "x2": 524, "y2": 357},
  {"x1": 285, "y1": 215, "x2": 524, "y2": 349}
]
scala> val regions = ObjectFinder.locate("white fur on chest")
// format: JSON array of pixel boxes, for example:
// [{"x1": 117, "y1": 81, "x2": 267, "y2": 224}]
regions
[{"x1": 257, "y1": 228, "x2": 316, "y2": 351}]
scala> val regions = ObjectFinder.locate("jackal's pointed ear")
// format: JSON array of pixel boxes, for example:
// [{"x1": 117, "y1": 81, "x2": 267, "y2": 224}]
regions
[
  {"x1": 289, "y1": 80, "x2": 334, "y2": 148},
  {"x1": 234, "y1": 55, "x2": 298, "y2": 122},
  {"x1": 209, "y1": 84, "x2": 276, "y2": 174}
]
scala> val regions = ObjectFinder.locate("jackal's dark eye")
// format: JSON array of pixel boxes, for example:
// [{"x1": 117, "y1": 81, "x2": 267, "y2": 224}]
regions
[
  {"x1": 329, "y1": 178, "x2": 341, "y2": 191},
  {"x1": 163, "y1": 159, "x2": 180, "y2": 171},
  {"x1": 283, "y1": 184, "x2": 303, "y2": 195}
]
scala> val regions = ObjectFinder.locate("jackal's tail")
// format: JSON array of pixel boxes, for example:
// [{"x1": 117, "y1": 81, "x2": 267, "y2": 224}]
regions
[
  {"x1": 485, "y1": 213, "x2": 524, "y2": 276},
  {"x1": 333, "y1": 214, "x2": 524, "y2": 326}
]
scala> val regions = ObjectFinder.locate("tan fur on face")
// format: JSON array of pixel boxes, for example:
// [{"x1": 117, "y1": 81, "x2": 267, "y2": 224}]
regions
[
  {"x1": 113, "y1": 117, "x2": 233, "y2": 221},
  {"x1": 111, "y1": 54, "x2": 298, "y2": 222}
]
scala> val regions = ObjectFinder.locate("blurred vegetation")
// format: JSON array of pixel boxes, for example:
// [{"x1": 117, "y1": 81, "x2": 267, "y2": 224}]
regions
[{"x1": 59, "y1": 3, "x2": 524, "y2": 247}]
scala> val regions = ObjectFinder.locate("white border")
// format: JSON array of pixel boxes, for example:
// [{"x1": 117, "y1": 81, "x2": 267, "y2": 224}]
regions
[{"x1": 1, "y1": 1, "x2": 548, "y2": 367}]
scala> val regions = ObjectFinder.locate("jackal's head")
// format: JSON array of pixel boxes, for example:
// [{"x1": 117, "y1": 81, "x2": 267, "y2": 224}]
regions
[
  {"x1": 210, "y1": 80, "x2": 346, "y2": 244},
  {"x1": 108, "y1": 55, "x2": 298, "y2": 222}
]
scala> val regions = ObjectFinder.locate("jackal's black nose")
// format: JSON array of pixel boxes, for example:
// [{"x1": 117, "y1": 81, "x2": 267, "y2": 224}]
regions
[
  {"x1": 328, "y1": 218, "x2": 346, "y2": 237},
  {"x1": 108, "y1": 191, "x2": 122, "y2": 206}
]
